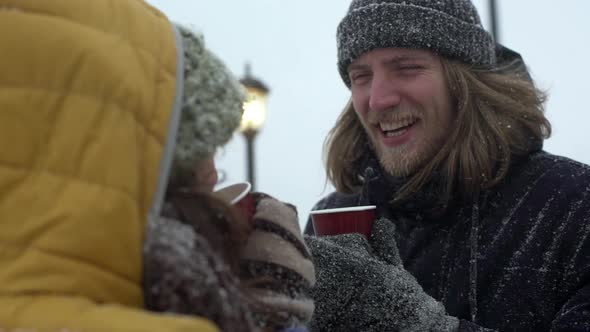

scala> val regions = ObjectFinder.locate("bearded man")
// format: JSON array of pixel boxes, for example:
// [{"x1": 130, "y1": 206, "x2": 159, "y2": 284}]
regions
[{"x1": 304, "y1": 0, "x2": 590, "y2": 331}]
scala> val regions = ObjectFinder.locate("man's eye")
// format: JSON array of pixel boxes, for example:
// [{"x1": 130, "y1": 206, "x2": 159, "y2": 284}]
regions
[
  {"x1": 350, "y1": 73, "x2": 371, "y2": 84},
  {"x1": 399, "y1": 64, "x2": 424, "y2": 71}
]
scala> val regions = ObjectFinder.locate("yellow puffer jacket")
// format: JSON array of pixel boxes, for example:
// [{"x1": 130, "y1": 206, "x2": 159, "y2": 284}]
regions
[{"x1": 0, "y1": 1, "x2": 218, "y2": 331}]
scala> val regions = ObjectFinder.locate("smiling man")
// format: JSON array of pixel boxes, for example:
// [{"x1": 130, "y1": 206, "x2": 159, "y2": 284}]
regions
[
  {"x1": 348, "y1": 48, "x2": 455, "y2": 177},
  {"x1": 303, "y1": 0, "x2": 590, "y2": 331}
]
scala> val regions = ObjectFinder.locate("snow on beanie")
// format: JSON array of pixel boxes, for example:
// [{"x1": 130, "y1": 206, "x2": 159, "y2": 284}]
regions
[
  {"x1": 337, "y1": 0, "x2": 497, "y2": 87},
  {"x1": 172, "y1": 25, "x2": 245, "y2": 179}
]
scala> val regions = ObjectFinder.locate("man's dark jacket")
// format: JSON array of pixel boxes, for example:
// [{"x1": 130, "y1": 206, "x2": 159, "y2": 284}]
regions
[{"x1": 305, "y1": 151, "x2": 590, "y2": 331}]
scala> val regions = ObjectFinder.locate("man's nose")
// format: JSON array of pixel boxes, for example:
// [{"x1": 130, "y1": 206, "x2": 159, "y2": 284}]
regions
[{"x1": 368, "y1": 76, "x2": 401, "y2": 112}]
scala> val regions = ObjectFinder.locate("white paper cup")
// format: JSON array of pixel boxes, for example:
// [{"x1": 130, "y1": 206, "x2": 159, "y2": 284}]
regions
[{"x1": 213, "y1": 182, "x2": 255, "y2": 221}]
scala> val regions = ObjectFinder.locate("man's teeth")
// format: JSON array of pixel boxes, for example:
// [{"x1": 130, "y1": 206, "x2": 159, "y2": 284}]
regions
[
  {"x1": 385, "y1": 128, "x2": 407, "y2": 137},
  {"x1": 379, "y1": 119, "x2": 416, "y2": 132}
]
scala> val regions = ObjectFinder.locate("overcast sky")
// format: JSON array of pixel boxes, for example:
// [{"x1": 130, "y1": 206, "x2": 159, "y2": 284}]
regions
[{"x1": 146, "y1": 0, "x2": 590, "y2": 228}]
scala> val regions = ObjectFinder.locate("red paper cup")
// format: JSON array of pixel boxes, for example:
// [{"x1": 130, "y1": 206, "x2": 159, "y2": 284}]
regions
[
  {"x1": 310, "y1": 205, "x2": 377, "y2": 239},
  {"x1": 214, "y1": 182, "x2": 256, "y2": 221}
]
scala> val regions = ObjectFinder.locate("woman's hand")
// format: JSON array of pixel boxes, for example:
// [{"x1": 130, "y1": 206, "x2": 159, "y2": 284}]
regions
[{"x1": 240, "y1": 193, "x2": 316, "y2": 329}]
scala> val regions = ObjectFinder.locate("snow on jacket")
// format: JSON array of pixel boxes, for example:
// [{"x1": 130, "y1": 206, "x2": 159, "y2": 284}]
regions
[
  {"x1": 305, "y1": 151, "x2": 590, "y2": 331},
  {"x1": 0, "y1": 1, "x2": 219, "y2": 330}
]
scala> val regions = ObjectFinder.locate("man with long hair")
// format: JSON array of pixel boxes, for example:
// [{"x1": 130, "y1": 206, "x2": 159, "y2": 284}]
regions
[{"x1": 304, "y1": 0, "x2": 590, "y2": 331}]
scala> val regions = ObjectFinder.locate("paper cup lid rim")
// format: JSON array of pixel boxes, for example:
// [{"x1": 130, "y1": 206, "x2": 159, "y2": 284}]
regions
[
  {"x1": 213, "y1": 182, "x2": 251, "y2": 204},
  {"x1": 310, "y1": 205, "x2": 377, "y2": 215}
]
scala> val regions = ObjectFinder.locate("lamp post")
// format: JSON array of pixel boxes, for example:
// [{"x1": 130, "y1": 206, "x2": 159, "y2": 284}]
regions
[
  {"x1": 239, "y1": 63, "x2": 270, "y2": 191},
  {"x1": 489, "y1": 0, "x2": 499, "y2": 42}
]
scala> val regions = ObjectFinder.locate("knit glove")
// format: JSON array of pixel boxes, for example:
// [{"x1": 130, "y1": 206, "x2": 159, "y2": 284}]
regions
[
  {"x1": 305, "y1": 217, "x2": 459, "y2": 332},
  {"x1": 240, "y1": 193, "x2": 316, "y2": 331}
]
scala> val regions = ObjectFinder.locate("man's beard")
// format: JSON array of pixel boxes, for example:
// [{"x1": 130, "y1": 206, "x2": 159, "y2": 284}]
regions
[
  {"x1": 362, "y1": 131, "x2": 429, "y2": 178},
  {"x1": 374, "y1": 141, "x2": 418, "y2": 177},
  {"x1": 362, "y1": 107, "x2": 431, "y2": 178}
]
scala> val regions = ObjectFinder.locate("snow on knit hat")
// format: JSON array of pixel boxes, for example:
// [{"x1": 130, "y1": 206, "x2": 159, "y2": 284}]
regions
[
  {"x1": 337, "y1": 0, "x2": 497, "y2": 87},
  {"x1": 173, "y1": 25, "x2": 245, "y2": 177}
]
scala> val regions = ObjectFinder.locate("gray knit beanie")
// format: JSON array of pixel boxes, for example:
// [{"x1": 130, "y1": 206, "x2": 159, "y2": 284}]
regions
[
  {"x1": 337, "y1": 0, "x2": 496, "y2": 87},
  {"x1": 173, "y1": 25, "x2": 245, "y2": 179}
]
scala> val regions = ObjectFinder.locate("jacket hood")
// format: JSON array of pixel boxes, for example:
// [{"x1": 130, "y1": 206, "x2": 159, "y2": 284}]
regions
[
  {"x1": 494, "y1": 43, "x2": 533, "y2": 83},
  {"x1": 0, "y1": 0, "x2": 185, "y2": 308}
]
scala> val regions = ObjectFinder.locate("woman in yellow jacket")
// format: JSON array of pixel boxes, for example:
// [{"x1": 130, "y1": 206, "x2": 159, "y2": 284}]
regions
[
  {"x1": 0, "y1": 0, "x2": 251, "y2": 330},
  {"x1": 142, "y1": 26, "x2": 316, "y2": 332}
]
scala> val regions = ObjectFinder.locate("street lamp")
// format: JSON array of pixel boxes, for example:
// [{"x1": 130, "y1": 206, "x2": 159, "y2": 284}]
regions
[{"x1": 239, "y1": 63, "x2": 270, "y2": 191}]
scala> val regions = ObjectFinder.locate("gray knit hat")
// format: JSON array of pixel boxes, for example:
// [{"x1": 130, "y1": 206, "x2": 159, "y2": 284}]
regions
[
  {"x1": 337, "y1": 0, "x2": 496, "y2": 87},
  {"x1": 172, "y1": 25, "x2": 245, "y2": 183}
]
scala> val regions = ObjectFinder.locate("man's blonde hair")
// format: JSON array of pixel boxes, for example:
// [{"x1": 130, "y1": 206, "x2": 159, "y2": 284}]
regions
[{"x1": 324, "y1": 58, "x2": 551, "y2": 209}]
